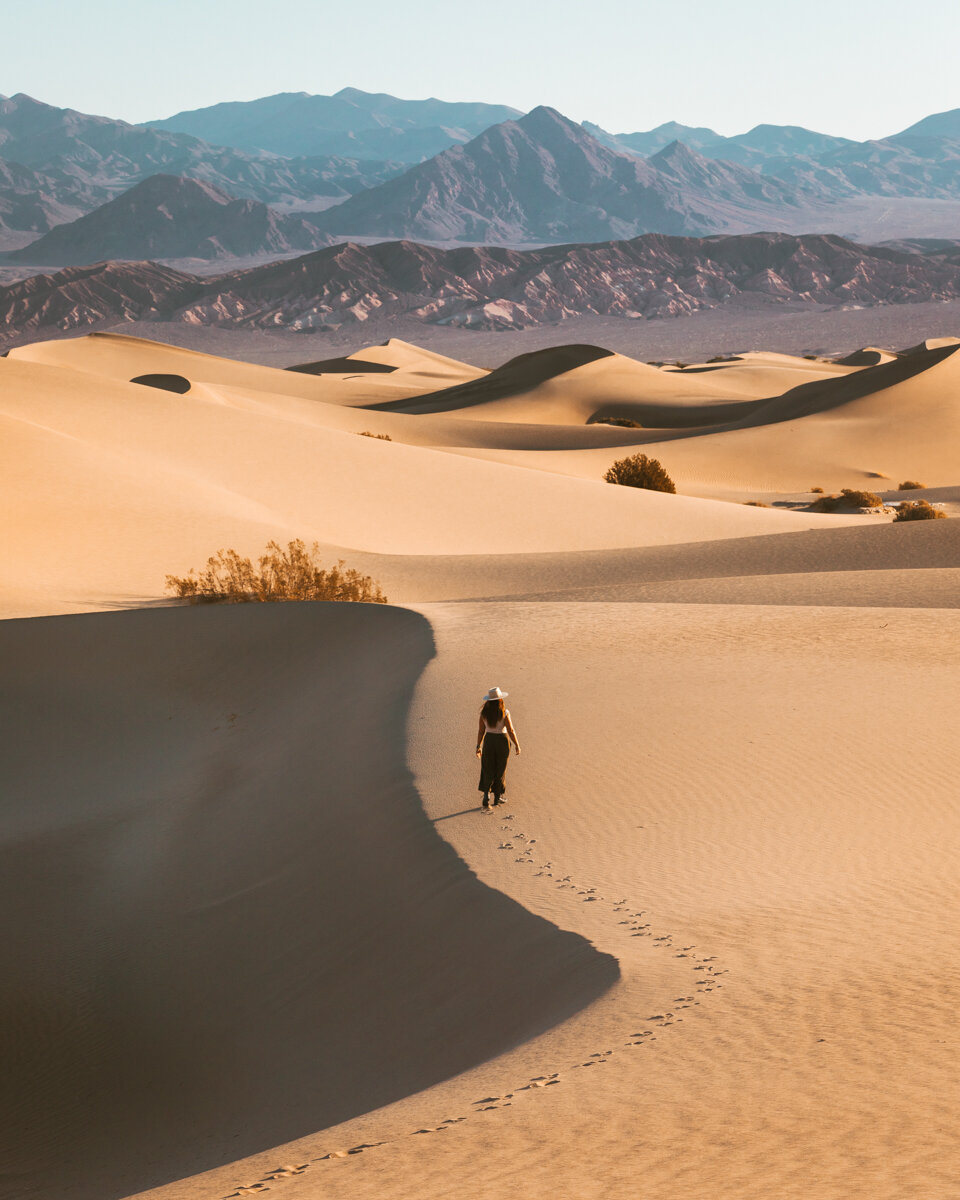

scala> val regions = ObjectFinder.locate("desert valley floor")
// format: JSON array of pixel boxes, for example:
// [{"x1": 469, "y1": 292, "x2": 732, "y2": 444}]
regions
[{"x1": 1, "y1": 324, "x2": 958, "y2": 1200}]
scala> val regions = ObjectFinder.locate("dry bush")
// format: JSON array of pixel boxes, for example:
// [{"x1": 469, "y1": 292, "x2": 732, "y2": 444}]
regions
[
  {"x1": 359, "y1": 431, "x2": 392, "y2": 440},
  {"x1": 814, "y1": 488, "x2": 884, "y2": 511},
  {"x1": 898, "y1": 480, "x2": 925, "y2": 490},
  {"x1": 893, "y1": 500, "x2": 946, "y2": 522},
  {"x1": 810, "y1": 486, "x2": 825, "y2": 494},
  {"x1": 603, "y1": 453, "x2": 676, "y2": 493},
  {"x1": 743, "y1": 501, "x2": 771, "y2": 507},
  {"x1": 587, "y1": 415, "x2": 643, "y2": 429},
  {"x1": 840, "y1": 488, "x2": 884, "y2": 508},
  {"x1": 166, "y1": 539, "x2": 387, "y2": 604}
]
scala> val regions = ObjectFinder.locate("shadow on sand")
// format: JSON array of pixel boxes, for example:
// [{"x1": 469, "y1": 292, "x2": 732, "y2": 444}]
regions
[{"x1": 0, "y1": 602, "x2": 618, "y2": 1200}]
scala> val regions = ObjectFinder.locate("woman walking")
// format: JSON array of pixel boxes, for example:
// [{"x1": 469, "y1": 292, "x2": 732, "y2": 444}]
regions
[{"x1": 476, "y1": 686, "x2": 521, "y2": 810}]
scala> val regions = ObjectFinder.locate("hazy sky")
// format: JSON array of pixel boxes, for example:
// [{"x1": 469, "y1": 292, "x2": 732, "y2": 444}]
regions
[{"x1": 5, "y1": 0, "x2": 959, "y2": 139}]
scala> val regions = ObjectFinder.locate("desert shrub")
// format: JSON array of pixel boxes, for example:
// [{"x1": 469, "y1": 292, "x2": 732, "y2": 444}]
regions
[
  {"x1": 898, "y1": 480, "x2": 925, "y2": 490},
  {"x1": 840, "y1": 488, "x2": 884, "y2": 508},
  {"x1": 743, "y1": 501, "x2": 771, "y2": 507},
  {"x1": 893, "y1": 500, "x2": 946, "y2": 522},
  {"x1": 587, "y1": 415, "x2": 643, "y2": 429},
  {"x1": 811, "y1": 488, "x2": 886, "y2": 512},
  {"x1": 166, "y1": 539, "x2": 387, "y2": 604},
  {"x1": 810, "y1": 486, "x2": 825, "y2": 494},
  {"x1": 603, "y1": 453, "x2": 676, "y2": 493},
  {"x1": 674, "y1": 361, "x2": 688, "y2": 369},
  {"x1": 359, "y1": 430, "x2": 392, "y2": 440}
]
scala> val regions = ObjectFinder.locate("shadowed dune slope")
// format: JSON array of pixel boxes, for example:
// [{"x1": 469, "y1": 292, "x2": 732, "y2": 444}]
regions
[
  {"x1": 366, "y1": 345, "x2": 855, "y2": 428},
  {"x1": 367, "y1": 344, "x2": 618, "y2": 414},
  {"x1": 0, "y1": 602, "x2": 617, "y2": 1200},
  {"x1": 741, "y1": 341, "x2": 960, "y2": 425}
]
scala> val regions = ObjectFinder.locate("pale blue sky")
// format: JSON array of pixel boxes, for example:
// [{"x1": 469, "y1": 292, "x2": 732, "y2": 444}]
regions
[{"x1": 5, "y1": 0, "x2": 959, "y2": 139}]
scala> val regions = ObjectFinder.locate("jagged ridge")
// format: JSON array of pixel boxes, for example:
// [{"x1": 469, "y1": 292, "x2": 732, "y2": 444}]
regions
[{"x1": 4, "y1": 230, "x2": 960, "y2": 339}]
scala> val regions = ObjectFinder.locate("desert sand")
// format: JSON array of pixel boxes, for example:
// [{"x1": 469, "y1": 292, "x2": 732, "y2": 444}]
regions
[{"x1": 1, "y1": 329, "x2": 958, "y2": 1200}]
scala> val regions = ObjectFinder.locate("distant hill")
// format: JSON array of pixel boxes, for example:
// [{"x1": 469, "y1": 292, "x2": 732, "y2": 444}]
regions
[
  {"x1": 584, "y1": 120, "x2": 722, "y2": 156},
  {"x1": 593, "y1": 115, "x2": 960, "y2": 201},
  {"x1": 312, "y1": 107, "x2": 803, "y2": 244},
  {"x1": 5, "y1": 231, "x2": 960, "y2": 341},
  {"x1": 896, "y1": 107, "x2": 960, "y2": 140},
  {"x1": 8, "y1": 175, "x2": 331, "y2": 264},
  {"x1": 146, "y1": 87, "x2": 523, "y2": 163}
]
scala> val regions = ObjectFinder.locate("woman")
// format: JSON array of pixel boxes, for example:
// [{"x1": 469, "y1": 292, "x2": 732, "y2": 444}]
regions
[{"x1": 476, "y1": 686, "x2": 521, "y2": 810}]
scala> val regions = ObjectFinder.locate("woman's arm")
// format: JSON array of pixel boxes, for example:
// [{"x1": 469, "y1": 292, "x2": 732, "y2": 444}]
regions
[
  {"x1": 476, "y1": 715, "x2": 485, "y2": 758},
  {"x1": 505, "y1": 711, "x2": 521, "y2": 754}
]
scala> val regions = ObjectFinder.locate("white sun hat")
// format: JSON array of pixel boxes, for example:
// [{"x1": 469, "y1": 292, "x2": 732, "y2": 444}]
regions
[{"x1": 483, "y1": 686, "x2": 508, "y2": 701}]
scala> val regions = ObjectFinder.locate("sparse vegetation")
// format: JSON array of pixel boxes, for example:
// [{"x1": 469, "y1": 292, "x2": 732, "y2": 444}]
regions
[
  {"x1": 898, "y1": 480, "x2": 926, "y2": 490},
  {"x1": 743, "y1": 501, "x2": 771, "y2": 507},
  {"x1": 810, "y1": 486, "x2": 825, "y2": 494},
  {"x1": 893, "y1": 499, "x2": 946, "y2": 522},
  {"x1": 166, "y1": 539, "x2": 387, "y2": 604},
  {"x1": 587, "y1": 415, "x2": 643, "y2": 429},
  {"x1": 810, "y1": 488, "x2": 885, "y2": 513},
  {"x1": 359, "y1": 431, "x2": 392, "y2": 440},
  {"x1": 603, "y1": 453, "x2": 676, "y2": 493},
  {"x1": 840, "y1": 488, "x2": 884, "y2": 508}
]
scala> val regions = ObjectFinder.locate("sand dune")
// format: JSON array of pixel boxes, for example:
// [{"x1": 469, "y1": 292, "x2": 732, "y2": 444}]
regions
[
  {"x1": 0, "y1": 347, "x2": 876, "y2": 619},
  {"x1": 369, "y1": 344, "x2": 854, "y2": 427},
  {"x1": 441, "y1": 344, "x2": 960, "y2": 493},
  {"x1": 0, "y1": 602, "x2": 615, "y2": 1200},
  {"x1": 8, "y1": 332, "x2": 486, "y2": 409},
  {"x1": 2, "y1": 326, "x2": 958, "y2": 1200},
  {"x1": 143, "y1": 599, "x2": 960, "y2": 1200}
]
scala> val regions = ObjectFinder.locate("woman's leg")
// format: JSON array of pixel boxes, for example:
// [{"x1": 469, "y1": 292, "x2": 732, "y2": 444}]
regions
[{"x1": 492, "y1": 736, "x2": 509, "y2": 804}]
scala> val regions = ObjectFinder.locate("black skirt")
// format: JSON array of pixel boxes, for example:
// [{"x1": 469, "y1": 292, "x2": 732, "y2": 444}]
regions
[{"x1": 479, "y1": 731, "x2": 510, "y2": 797}]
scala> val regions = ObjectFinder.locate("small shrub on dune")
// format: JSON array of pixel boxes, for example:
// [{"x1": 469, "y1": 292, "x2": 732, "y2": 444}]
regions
[
  {"x1": 359, "y1": 430, "x2": 392, "y2": 440},
  {"x1": 166, "y1": 539, "x2": 387, "y2": 604},
  {"x1": 603, "y1": 453, "x2": 676, "y2": 493},
  {"x1": 840, "y1": 488, "x2": 884, "y2": 508},
  {"x1": 898, "y1": 480, "x2": 925, "y2": 490},
  {"x1": 587, "y1": 415, "x2": 643, "y2": 429},
  {"x1": 810, "y1": 486, "x2": 825, "y2": 494},
  {"x1": 893, "y1": 500, "x2": 946, "y2": 522},
  {"x1": 743, "y1": 501, "x2": 771, "y2": 507},
  {"x1": 814, "y1": 488, "x2": 884, "y2": 512}
]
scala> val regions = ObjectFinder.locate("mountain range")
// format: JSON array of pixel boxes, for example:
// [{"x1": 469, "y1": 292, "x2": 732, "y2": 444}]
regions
[
  {"x1": 308, "y1": 107, "x2": 803, "y2": 244},
  {"x1": 0, "y1": 92, "x2": 402, "y2": 233},
  {"x1": 146, "y1": 87, "x2": 522, "y2": 163},
  {"x1": 4, "y1": 88, "x2": 960, "y2": 271},
  {"x1": 5, "y1": 231, "x2": 960, "y2": 342}
]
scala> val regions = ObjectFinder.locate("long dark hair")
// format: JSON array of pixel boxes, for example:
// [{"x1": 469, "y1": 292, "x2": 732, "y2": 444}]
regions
[{"x1": 481, "y1": 698, "x2": 505, "y2": 726}]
